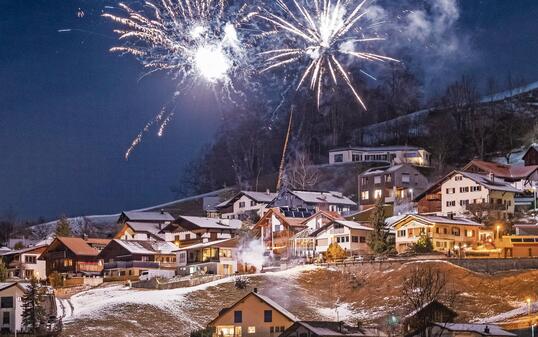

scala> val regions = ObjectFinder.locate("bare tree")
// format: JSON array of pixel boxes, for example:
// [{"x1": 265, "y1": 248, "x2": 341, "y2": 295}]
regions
[{"x1": 283, "y1": 150, "x2": 320, "y2": 190}]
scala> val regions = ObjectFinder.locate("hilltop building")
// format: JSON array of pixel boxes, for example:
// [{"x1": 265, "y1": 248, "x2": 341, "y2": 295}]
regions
[{"x1": 329, "y1": 145, "x2": 431, "y2": 167}]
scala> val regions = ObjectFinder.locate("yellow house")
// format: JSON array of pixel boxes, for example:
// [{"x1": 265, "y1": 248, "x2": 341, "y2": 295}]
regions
[
  {"x1": 393, "y1": 214, "x2": 483, "y2": 254},
  {"x1": 208, "y1": 289, "x2": 298, "y2": 337}
]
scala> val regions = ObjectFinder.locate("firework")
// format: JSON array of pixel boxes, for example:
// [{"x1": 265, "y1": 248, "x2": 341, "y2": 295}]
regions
[
  {"x1": 256, "y1": 0, "x2": 398, "y2": 110},
  {"x1": 104, "y1": 0, "x2": 251, "y2": 159}
]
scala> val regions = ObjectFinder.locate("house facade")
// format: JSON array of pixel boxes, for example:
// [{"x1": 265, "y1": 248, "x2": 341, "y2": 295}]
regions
[
  {"x1": 407, "y1": 323, "x2": 516, "y2": 337},
  {"x1": 280, "y1": 321, "x2": 386, "y2": 337},
  {"x1": 393, "y1": 214, "x2": 483, "y2": 254},
  {"x1": 99, "y1": 239, "x2": 177, "y2": 281},
  {"x1": 462, "y1": 159, "x2": 538, "y2": 192},
  {"x1": 216, "y1": 191, "x2": 277, "y2": 220},
  {"x1": 329, "y1": 146, "x2": 431, "y2": 167},
  {"x1": 163, "y1": 216, "x2": 241, "y2": 247},
  {"x1": 176, "y1": 238, "x2": 239, "y2": 276},
  {"x1": 1, "y1": 245, "x2": 47, "y2": 280},
  {"x1": 523, "y1": 145, "x2": 538, "y2": 166},
  {"x1": 311, "y1": 220, "x2": 373, "y2": 257},
  {"x1": 270, "y1": 189, "x2": 356, "y2": 214},
  {"x1": 115, "y1": 210, "x2": 175, "y2": 241},
  {"x1": 358, "y1": 164, "x2": 430, "y2": 209},
  {"x1": 40, "y1": 237, "x2": 110, "y2": 276},
  {"x1": 208, "y1": 290, "x2": 297, "y2": 337}
]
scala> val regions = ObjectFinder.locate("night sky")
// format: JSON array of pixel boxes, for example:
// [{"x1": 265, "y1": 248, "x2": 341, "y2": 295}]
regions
[{"x1": 1, "y1": 0, "x2": 537, "y2": 220}]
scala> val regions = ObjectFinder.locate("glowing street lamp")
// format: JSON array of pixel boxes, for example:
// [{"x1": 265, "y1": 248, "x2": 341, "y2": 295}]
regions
[{"x1": 496, "y1": 225, "x2": 501, "y2": 240}]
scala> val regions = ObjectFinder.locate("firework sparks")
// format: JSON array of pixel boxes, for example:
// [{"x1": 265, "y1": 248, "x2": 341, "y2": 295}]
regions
[
  {"x1": 104, "y1": 0, "x2": 250, "y2": 159},
  {"x1": 256, "y1": 0, "x2": 398, "y2": 110}
]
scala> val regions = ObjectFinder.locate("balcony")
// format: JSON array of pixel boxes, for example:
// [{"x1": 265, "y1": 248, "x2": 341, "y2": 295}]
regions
[
  {"x1": 466, "y1": 203, "x2": 508, "y2": 212},
  {"x1": 104, "y1": 261, "x2": 161, "y2": 269}
]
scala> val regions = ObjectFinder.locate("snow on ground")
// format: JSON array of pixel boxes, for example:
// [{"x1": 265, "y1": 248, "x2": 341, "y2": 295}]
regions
[
  {"x1": 60, "y1": 265, "x2": 316, "y2": 322},
  {"x1": 317, "y1": 303, "x2": 355, "y2": 321},
  {"x1": 479, "y1": 301, "x2": 538, "y2": 324}
]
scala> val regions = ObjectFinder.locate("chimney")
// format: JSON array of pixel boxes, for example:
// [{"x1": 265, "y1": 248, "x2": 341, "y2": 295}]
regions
[
  {"x1": 266, "y1": 189, "x2": 270, "y2": 195},
  {"x1": 488, "y1": 172, "x2": 494, "y2": 182},
  {"x1": 448, "y1": 213, "x2": 454, "y2": 220},
  {"x1": 160, "y1": 208, "x2": 165, "y2": 215},
  {"x1": 253, "y1": 287, "x2": 258, "y2": 293},
  {"x1": 82, "y1": 233, "x2": 88, "y2": 241},
  {"x1": 484, "y1": 326, "x2": 490, "y2": 334}
]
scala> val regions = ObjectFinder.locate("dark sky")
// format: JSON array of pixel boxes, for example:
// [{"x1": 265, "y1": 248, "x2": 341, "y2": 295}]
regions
[{"x1": 1, "y1": 0, "x2": 537, "y2": 220}]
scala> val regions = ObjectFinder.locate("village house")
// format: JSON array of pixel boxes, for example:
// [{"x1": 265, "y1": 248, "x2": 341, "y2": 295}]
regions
[
  {"x1": 289, "y1": 211, "x2": 342, "y2": 258},
  {"x1": 40, "y1": 236, "x2": 110, "y2": 277},
  {"x1": 99, "y1": 239, "x2": 177, "y2": 281},
  {"x1": 415, "y1": 171, "x2": 521, "y2": 218},
  {"x1": 392, "y1": 214, "x2": 483, "y2": 254},
  {"x1": 162, "y1": 216, "x2": 242, "y2": 247},
  {"x1": 462, "y1": 159, "x2": 538, "y2": 191},
  {"x1": 402, "y1": 300, "x2": 458, "y2": 337},
  {"x1": 407, "y1": 323, "x2": 516, "y2": 337},
  {"x1": 270, "y1": 189, "x2": 356, "y2": 214},
  {"x1": 254, "y1": 207, "x2": 313, "y2": 257},
  {"x1": 0, "y1": 282, "x2": 58, "y2": 334},
  {"x1": 115, "y1": 210, "x2": 175, "y2": 241},
  {"x1": 176, "y1": 238, "x2": 239, "y2": 276},
  {"x1": 496, "y1": 235, "x2": 538, "y2": 258},
  {"x1": 280, "y1": 321, "x2": 386, "y2": 337},
  {"x1": 329, "y1": 145, "x2": 431, "y2": 167},
  {"x1": 207, "y1": 289, "x2": 297, "y2": 337},
  {"x1": 311, "y1": 220, "x2": 374, "y2": 257},
  {"x1": 216, "y1": 190, "x2": 277, "y2": 220},
  {"x1": 358, "y1": 164, "x2": 430, "y2": 210},
  {"x1": 523, "y1": 144, "x2": 538, "y2": 166},
  {"x1": 0, "y1": 245, "x2": 47, "y2": 280}
]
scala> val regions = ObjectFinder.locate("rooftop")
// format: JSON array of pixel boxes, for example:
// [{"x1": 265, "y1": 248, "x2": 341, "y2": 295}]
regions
[
  {"x1": 329, "y1": 145, "x2": 424, "y2": 153},
  {"x1": 456, "y1": 171, "x2": 522, "y2": 193},
  {"x1": 433, "y1": 323, "x2": 516, "y2": 336},
  {"x1": 216, "y1": 190, "x2": 277, "y2": 209},
  {"x1": 289, "y1": 190, "x2": 356, "y2": 206},
  {"x1": 464, "y1": 159, "x2": 538, "y2": 180},
  {"x1": 176, "y1": 216, "x2": 242, "y2": 230},
  {"x1": 290, "y1": 321, "x2": 385, "y2": 337},
  {"x1": 121, "y1": 211, "x2": 174, "y2": 222}
]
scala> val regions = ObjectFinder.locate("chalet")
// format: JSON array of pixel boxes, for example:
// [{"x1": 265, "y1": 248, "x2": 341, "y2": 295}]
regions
[
  {"x1": 0, "y1": 245, "x2": 47, "y2": 280},
  {"x1": 280, "y1": 321, "x2": 386, "y2": 337},
  {"x1": 0, "y1": 282, "x2": 58, "y2": 334},
  {"x1": 311, "y1": 220, "x2": 373, "y2": 257},
  {"x1": 216, "y1": 190, "x2": 277, "y2": 220},
  {"x1": 270, "y1": 189, "x2": 356, "y2": 214},
  {"x1": 523, "y1": 144, "x2": 538, "y2": 166},
  {"x1": 289, "y1": 211, "x2": 343, "y2": 258},
  {"x1": 99, "y1": 239, "x2": 177, "y2": 281},
  {"x1": 402, "y1": 300, "x2": 457, "y2": 336},
  {"x1": 162, "y1": 216, "x2": 241, "y2": 247},
  {"x1": 462, "y1": 159, "x2": 538, "y2": 191},
  {"x1": 358, "y1": 164, "x2": 430, "y2": 210},
  {"x1": 40, "y1": 237, "x2": 110, "y2": 276},
  {"x1": 407, "y1": 323, "x2": 516, "y2": 337},
  {"x1": 176, "y1": 238, "x2": 239, "y2": 276},
  {"x1": 415, "y1": 171, "x2": 521, "y2": 218},
  {"x1": 115, "y1": 210, "x2": 175, "y2": 241},
  {"x1": 329, "y1": 145, "x2": 431, "y2": 167},
  {"x1": 496, "y1": 235, "x2": 538, "y2": 258},
  {"x1": 393, "y1": 214, "x2": 483, "y2": 254},
  {"x1": 254, "y1": 208, "x2": 313, "y2": 256},
  {"x1": 208, "y1": 289, "x2": 297, "y2": 337}
]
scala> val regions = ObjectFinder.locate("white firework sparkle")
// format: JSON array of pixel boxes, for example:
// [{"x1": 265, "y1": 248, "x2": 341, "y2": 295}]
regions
[
  {"x1": 103, "y1": 0, "x2": 252, "y2": 159},
  {"x1": 256, "y1": 0, "x2": 398, "y2": 110}
]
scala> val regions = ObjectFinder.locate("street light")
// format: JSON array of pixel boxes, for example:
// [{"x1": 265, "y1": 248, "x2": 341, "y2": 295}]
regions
[{"x1": 496, "y1": 225, "x2": 501, "y2": 241}]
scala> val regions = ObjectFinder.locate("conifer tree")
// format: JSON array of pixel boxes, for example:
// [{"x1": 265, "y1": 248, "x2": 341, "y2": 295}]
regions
[
  {"x1": 21, "y1": 276, "x2": 46, "y2": 334},
  {"x1": 0, "y1": 260, "x2": 8, "y2": 282},
  {"x1": 55, "y1": 215, "x2": 71, "y2": 237},
  {"x1": 367, "y1": 199, "x2": 392, "y2": 254}
]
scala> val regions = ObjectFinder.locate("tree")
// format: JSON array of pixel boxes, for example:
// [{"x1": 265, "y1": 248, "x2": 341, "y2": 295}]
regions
[
  {"x1": 325, "y1": 243, "x2": 347, "y2": 262},
  {"x1": 283, "y1": 150, "x2": 320, "y2": 190},
  {"x1": 412, "y1": 235, "x2": 434, "y2": 254},
  {"x1": 21, "y1": 276, "x2": 47, "y2": 334},
  {"x1": 0, "y1": 260, "x2": 8, "y2": 282},
  {"x1": 55, "y1": 216, "x2": 71, "y2": 237},
  {"x1": 48, "y1": 271, "x2": 63, "y2": 288},
  {"x1": 367, "y1": 199, "x2": 393, "y2": 254}
]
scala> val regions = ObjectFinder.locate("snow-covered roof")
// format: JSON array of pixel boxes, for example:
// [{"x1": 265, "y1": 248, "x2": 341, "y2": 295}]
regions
[
  {"x1": 329, "y1": 145, "x2": 425, "y2": 153},
  {"x1": 178, "y1": 216, "x2": 242, "y2": 230},
  {"x1": 216, "y1": 190, "x2": 277, "y2": 208},
  {"x1": 395, "y1": 214, "x2": 483, "y2": 227},
  {"x1": 293, "y1": 321, "x2": 383, "y2": 337},
  {"x1": 126, "y1": 222, "x2": 164, "y2": 234},
  {"x1": 360, "y1": 164, "x2": 418, "y2": 176},
  {"x1": 433, "y1": 323, "x2": 516, "y2": 336},
  {"x1": 253, "y1": 292, "x2": 299, "y2": 322},
  {"x1": 114, "y1": 240, "x2": 156, "y2": 255},
  {"x1": 122, "y1": 211, "x2": 174, "y2": 222},
  {"x1": 456, "y1": 171, "x2": 522, "y2": 193},
  {"x1": 175, "y1": 238, "x2": 237, "y2": 251},
  {"x1": 480, "y1": 80, "x2": 538, "y2": 103},
  {"x1": 333, "y1": 220, "x2": 374, "y2": 231},
  {"x1": 113, "y1": 240, "x2": 178, "y2": 255},
  {"x1": 290, "y1": 190, "x2": 356, "y2": 206}
]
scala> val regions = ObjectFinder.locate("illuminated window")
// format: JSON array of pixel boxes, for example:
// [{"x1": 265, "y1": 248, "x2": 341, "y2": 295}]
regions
[
  {"x1": 248, "y1": 327, "x2": 256, "y2": 334},
  {"x1": 361, "y1": 191, "x2": 369, "y2": 200},
  {"x1": 374, "y1": 189, "x2": 382, "y2": 199}
]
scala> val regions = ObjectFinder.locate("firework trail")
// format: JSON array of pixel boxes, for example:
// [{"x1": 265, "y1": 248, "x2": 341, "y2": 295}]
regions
[
  {"x1": 104, "y1": 0, "x2": 252, "y2": 159},
  {"x1": 255, "y1": 0, "x2": 398, "y2": 110}
]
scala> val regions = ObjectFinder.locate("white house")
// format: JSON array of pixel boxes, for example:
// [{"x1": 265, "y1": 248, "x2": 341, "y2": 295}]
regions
[
  {"x1": 115, "y1": 210, "x2": 175, "y2": 241},
  {"x1": 162, "y1": 216, "x2": 242, "y2": 246},
  {"x1": 216, "y1": 190, "x2": 277, "y2": 220},
  {"x1": 441, "y1": 171, "x2": 521, "y2": 218},
  {"x1": 312, "y1": 220, "x2": 373, "y2": 256},
  {"x1": 1, "y1": 245, "x2": 47, "y2": 281},
  {"x1": 175, "y1": 238, "x2": 239, "y2": 276},
  {"x1": 329, "y1": 146, "x2": 431, "y2": 167}
]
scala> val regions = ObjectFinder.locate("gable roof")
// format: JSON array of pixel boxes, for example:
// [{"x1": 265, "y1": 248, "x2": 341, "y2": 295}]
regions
[
  {"x1": 455, "y1": 171, "x2": 521, "y2": 193},
  {"x1": 312, "y1": 220, "x2": 373, "y2": 237},
  {"x1": 47, "y1": 237, "x2": 110, "y2": 257},
  {"x1": 329, "y1": 145, "x2": 425, "y2": 153},
  {"x1": 208, "y1": 291, "x2": 298, "y2": 326},
  {"x1": 0, "y1": 282, "x2": 31, "y2": 293},
  {"x1": 121, "y1": 211, "x2": 174, "y2": 222},
  {"x1": 523, "y1": 144, "x2": 538, "y2": 160},
  {"x1": 463, "y1": 159, "x2": 538, "y2": 180},
  {"x1": 254, "y1": 208, "x2": 310, "y2": 231},
  {"x1": 404, "y1": 300, "x2": 458, "y2": 320},
  {"x1": 111, "y1": 239, "x2": 178, "y2": 255},
  {"x1": 216, "y1": 191, "x2": 277, "y2": 209},
  {"x1": 288, "y1": 190, "x2": 356, "y2": 206},
  {"x1": 393, "y1": 214, "x2": 482, "y2": 230},
  {"x1": 175, "y1": 238, "x2": 239, "y2": 251},
  {"x1": 172, "y1": 216, "x2": 242, "y2": 231},
  {"x1": 432, "y1": 323, "x2": 516, "y2": 336},
  {"x1": 286, "y1": 321, "x2": 385, "y2": 337}
]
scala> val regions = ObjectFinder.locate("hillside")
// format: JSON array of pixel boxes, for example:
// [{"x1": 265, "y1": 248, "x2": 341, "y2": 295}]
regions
[{"x1": 58, "y1": 261, "x2": 538, "y2": 337}]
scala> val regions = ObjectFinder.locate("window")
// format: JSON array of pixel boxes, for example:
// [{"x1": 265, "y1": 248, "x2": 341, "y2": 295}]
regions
[
  {"x1": 248, "y1": 327, "x2": 256, "y2": 334},
  {"x1": 361, "y1": 191, "x2": 369, "y2": 200},
  {"x1": 466, "y1": 230, "x2": 475, "y2": 238},
  {"x1": 385, "y1": 174, "x2": 392, "y2": 183},
  {"x1": 175, "y1": 235, "x2": 180, "y2": 242},
  {"x1": 274, "y1": 225, "x2": 281, "y2": 232},
  {"x1": 1, "y1": 297, "x2": 13, "y2": 309},
  {"x1": 360, "y1": 236, "x2": 366, "y2": 243},
  {"x1": 234, "y1": 310, "x2": 242, "y2": 323},
  {"x1": 455, "y1": 175, "x2": 463, "y2": 181},
  {"x1": 452, "y1": 227, "x2": 460, "y2": 236},
  {"x1": 352, "y1": 154, "x2": 362, "y2": 162},
  {"x1": 402, "y1": 174, "x2": 410, "y2": 183},
  {"x1": 24, "y1": 255, "x2": 37, "y2": 264},
  {"x1": 459, "y1": 200, "x2": 469, "y2": 206},
  {"x1": 374, "y1": 176, "x2": 381, "y2": 184},
  {"x1": 2, "y1": 312, "x2": 8, "y2": 325},
  {"x1": 352, "y1": 236, "x2": 359, "y2": 243},
  {"x1": 270, "y1": 327, "x2": 274, "y2": 333},
  {"x1": 435, "y1": 227, "x2": 440, "y2": 234},
  {"x1": 264, "y1": 310, "x2": 273, "y2": 322},
  {"x1": 361, "y1": 177, "x2": 368, "y2": 185},
  {"x1": 239, "y1": 201, "x2": 246, "y2": 208},
  {"x1": 374, "y1": 189, "x2": 382, "y2": 199},
  {"x1": 446, "y1": 201, "x2": 456, "y2": 207},
  {"x1": 443, "y1": 228, "x2": 448, "y2": 234},
  {"x1": 398, "y1": 230, "x2": 406, "y2": 237},
  {"x1": 250, "y1": 200, "x2": 256, "y2": 207},
  {"x1": 334, "y1": 154, "x2": 344, "y2": 163}
]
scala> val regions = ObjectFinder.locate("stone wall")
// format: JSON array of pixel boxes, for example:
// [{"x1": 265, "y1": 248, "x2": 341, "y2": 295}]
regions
[{"x1": 450, "y1": 258, "x2": 538, "y2": 274}]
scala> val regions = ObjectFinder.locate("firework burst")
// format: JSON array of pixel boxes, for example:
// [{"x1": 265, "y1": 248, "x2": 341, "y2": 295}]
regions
[
  {"x1": 104, "y1": 0, "x2": 252, "y2": 159},
  {"x1": 256, "y1": 0, "x2": 398, "y2": 110}
]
